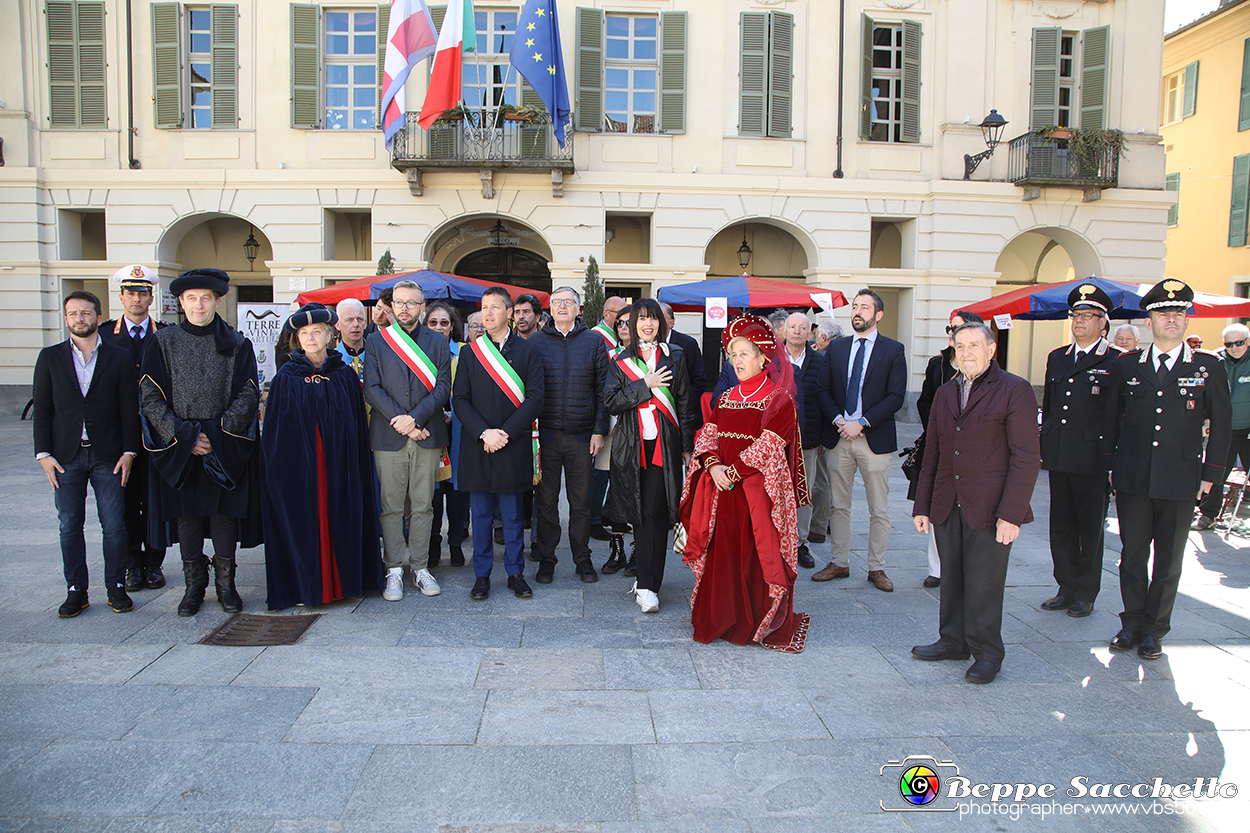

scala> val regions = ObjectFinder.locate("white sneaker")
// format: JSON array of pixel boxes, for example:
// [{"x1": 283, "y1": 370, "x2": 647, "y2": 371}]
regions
[
  {"x1": 383, "y1": 568, "x2": 403, "y2": 602},
  {"x1": 628, "y1": 581, "x2": 659, "y2": 613},
  {"x1": 414, "y1": 568, "x2": 441, "y2": 597}
]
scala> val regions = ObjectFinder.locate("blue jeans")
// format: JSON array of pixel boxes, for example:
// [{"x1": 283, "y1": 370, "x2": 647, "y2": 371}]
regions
[
  {"x1": 470, "y1": 492, "x2": 524, "y2": 578},
  {"x1": 54, "y1": 446, "x2": 128, "y2": 591}
]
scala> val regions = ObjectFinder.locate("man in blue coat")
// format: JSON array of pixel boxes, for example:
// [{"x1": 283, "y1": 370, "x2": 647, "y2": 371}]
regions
[
  {"x1": 814, "y1": 289, "x2": 908, "y2": 591},
  {"x1": 453, "y1": 287, "x2": 546, "y2": 601}
]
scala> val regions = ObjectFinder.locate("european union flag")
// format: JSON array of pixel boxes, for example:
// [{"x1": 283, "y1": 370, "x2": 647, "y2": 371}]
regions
[{"x1": 508, "y1": 0, "x2": 571, "y2": 147}]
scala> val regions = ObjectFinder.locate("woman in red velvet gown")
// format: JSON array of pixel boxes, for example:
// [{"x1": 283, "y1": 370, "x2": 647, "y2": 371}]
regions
[{"x1": 679, "y1": 315, "x2": 810, "y2": 652}]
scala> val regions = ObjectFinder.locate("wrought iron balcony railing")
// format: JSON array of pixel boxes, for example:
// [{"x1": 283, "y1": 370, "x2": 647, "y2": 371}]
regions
[
  {"x1": 1006, "y1": 131, "x2": 1119, "y2": 190},
  {"x1": 389, "y1": 110, "x2": 574, "y2": 172}
]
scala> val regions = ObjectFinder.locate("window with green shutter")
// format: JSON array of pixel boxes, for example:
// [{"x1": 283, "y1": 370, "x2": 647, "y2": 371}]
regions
[
  {"x1": 1166, "y1": 173, "x2": 1180, "y2": 227},
  {"x1": 739, "y1": 11, "x2": 792, "y2": 138},
  {"x1": 375, "y1": 3, "x2": 389, "y2": 125},
  {"x1": 1230, "y1": 155, "x2": 1250, "y2": 248},
  {"x1": 152, "y1": 3, "x2": 182, "y2": 127},
  {"x1": 1181, "y1": 60, "x2": 1199, "y2": 119},
  {"x1": 1080, "y1": 26, "x2": 1108, "y2": 131},
  {"x1": 291, "y1": 4, "x2": 320, "y2": 129},
  {"x1": 1030, "y1": 27, "x2": 1061, "y2": 129},
  {"x1": 862, "y1": 15, "x2": 920, "y2": 143},
  {"x1": 658, "y1": 11, "x2": 686, "y2": 134},
  {"x1": 1240, "y1": 39, "x2": 1250, "y2": 132},
  {"x1": 47, "y1": 1, "x2": 107, "y2": 129},
  {"x1": 575, "y1": 6, "x2": 604, "y2": 132},
  {"x1": 153, "y1": 3, "x2": 238, "y2": 129},
  {"x1": 210, "y1": 4, "x2": 239, "y2": 128}
]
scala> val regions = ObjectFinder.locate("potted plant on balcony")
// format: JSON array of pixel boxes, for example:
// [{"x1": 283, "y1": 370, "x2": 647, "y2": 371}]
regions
[
  {"x1": 435, "y1": 104, "x2": 471, "y2": 123},
  {"x1": 500, "y1": 103, "x2": 546, "y2": 122}
]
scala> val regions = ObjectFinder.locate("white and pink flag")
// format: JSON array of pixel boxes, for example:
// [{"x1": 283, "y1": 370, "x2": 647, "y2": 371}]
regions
[{"x1": 380, "y1": 0, "x2": 439, "y2": 152}]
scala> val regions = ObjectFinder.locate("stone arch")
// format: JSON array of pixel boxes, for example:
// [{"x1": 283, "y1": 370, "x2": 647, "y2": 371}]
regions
[
  {"x1": 425, "y1": 214, "x2": 554, "y2": 293},
  {"x1": 703, "y1": 218, "x2": 815, "y2": 278},
  {"x1": 154, "y1": 211, "x2": 274, "y2": 326}
]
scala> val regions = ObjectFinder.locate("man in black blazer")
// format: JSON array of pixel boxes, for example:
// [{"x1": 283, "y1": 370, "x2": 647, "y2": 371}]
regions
[
  {"x1": 100, "y1": 265, "x2": 170, "y2": 592},
  {"x1": 813, "y1": 289, "x2": 908, "y2": 591},
  {"x1": 781, "y1": 312, "x2": 826, "y2": 569},
  {"x1": 33, "y1": 291, "x2": 141, "y2": 617},
  {"x1": 1039, "y1": 284, "x2": 1121, "y2": 619}
]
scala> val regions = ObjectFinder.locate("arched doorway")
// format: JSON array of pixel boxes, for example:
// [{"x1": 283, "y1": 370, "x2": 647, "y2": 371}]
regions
[
  {"x1": 704, "y1": 222, "x2": 811, "y2": 279},
  {"x1": 427, "y1": 216, "x2": 552, "y2": 294},
  {"x1": 157, "y1": 213, "x2": 273, "y2": 328},
  {"x1": 993, "y1": 228, "x2": 1103, "y2": 383}
]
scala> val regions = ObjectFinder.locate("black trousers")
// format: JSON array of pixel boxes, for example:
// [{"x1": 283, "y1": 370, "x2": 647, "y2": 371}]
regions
[
  {"x1": 934, "y1": 504, "x2": 1012, "y2": 666},
  {"x1": 1198, "y1": 427, "x2": 1250, "y2": 520},
  {"x1": 1115, "y1": 493, "x2": 1190, "y2": 638},
  {"x1": 124, "y1": 451, "x2": 165, "y2": 570},
  {"x1": 430, "y1": 481, "x2": 469, "y2": 549},
  {"x1": 635, "y1": 440, "x2": 669, "y2": 592},
  {"x1": 177, "y1": 514, "x2": 238, "y2": 563},
  {"x1": 1047, "y1": 470, "x2": 1109, "y2": 602},
  {"x1": 535, "y1": 430, "x2": 593, "y2": 566}
]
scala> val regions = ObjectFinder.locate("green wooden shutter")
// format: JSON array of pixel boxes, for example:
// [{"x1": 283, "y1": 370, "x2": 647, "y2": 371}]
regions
[
  {"x1": 1240, "y1": 39, "x2": 1250, "y2": 131},
  {"x1": 375, "y1": 3, "x2": 389, "y2": 124},
  {"x1": 1080, "y1": 26, "x2": 1108, "y2": 130},
  {"x1": 520, "y1": 81, "x2": 548, "y2": 157},
  {"x1": 658, "y1": 10, "x2": 686, "y2": 134},
  {"x1": 1230, "y1": 154, "x2": 1250, "y2": 248},
  {"x1": 47, "y1": 1, "x2": 106, "y2": 128},
  {"x1": 210, "y1": 4, "x2": 238, "y2": 128},
  {"x1": 1030, "y1": 27, "x2": 1061, "y2": 128},
  {"x1": 1165, "y1": 173, "x2": 1180, "y2": 227},
  {"x1": 900, "y1": 19, "x2": 921, "y2": 143},
  {"x1": 152, "y1": 2, "x2": 182, "y2": 128},
  {"x1": 859, "y1": 13, "x2": 873, "y2": 140},
  {"x1": 1181, "y1": 60, "x2": 1199, "y2": 119},
  {"x1": 429, "y1": 5, "x2": 445, "y2": 32},
  {"x1": 767, "y1": 11, "x2": 792, "y2": 138},
  {"x1": 575, "y1": 6, "x2": 603, "y2": 133},
  {"x1": 291, "y1": 4, "x2": 320, "y2": 129},
  {"x1": 739, "y1": 12, "x2": 766, "y2": 136},
  {"x1": 76, "y1": 2, "x2": 106, "y2": 127}
]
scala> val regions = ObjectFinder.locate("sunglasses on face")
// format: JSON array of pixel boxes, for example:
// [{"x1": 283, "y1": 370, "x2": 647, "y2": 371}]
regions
[{"x1": 1226, "y1": 339, "x2": 1248, "y2": 349}]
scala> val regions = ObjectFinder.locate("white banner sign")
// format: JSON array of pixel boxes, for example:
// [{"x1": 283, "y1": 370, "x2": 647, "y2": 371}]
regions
[
  {"x1": 705, "y1": 297, "x2": 729, "y2": 328},
  {"x1": 161, "y1": 289, "x2": 178, "y2": 317},
  {"x1": 238, "y1": 303, "x2": 288, "y2": 387},
  {"x1": 811, "y1": 292, "x2": 836, "y2": 314},
  {"x1": 993, "y1": 313, "x2": 1014, "y2": 330}
]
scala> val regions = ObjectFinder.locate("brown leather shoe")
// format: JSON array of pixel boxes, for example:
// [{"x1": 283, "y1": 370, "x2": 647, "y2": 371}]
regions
[
  {"x1": 867, "y1": 570, "x2": 894, "y2": 592},
  {"x1": 811, "y1": 563, "x2": 850, "y2": 582}
]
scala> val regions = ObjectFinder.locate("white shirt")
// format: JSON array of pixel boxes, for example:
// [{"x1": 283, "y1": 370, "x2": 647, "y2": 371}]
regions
[
  {"x1": 1152, "y1": 344, "x2": 1181, "y2": 373},
  {"x1": 638, "y1": 345, "x2": 661, "y2": 441},
  {"x1": 842, "y1": 329, "x2": 878, "y2": 423},
  {"x1": 786, "y1": 345, "x2": 806, "y2": 370},
  {"x1": 71, "y1": 335, "x2": 100, "y2": 441},
  {"x1": 125, "y1": 316, "x2": 152, "y2": 338}
]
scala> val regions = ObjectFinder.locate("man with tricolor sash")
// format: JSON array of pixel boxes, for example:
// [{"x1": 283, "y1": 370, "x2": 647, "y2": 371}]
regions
[
  {"x1": 364, "y1": 280, "x2": 451, "y2": 602},
  {"x1": 452, "y1": 286, "x2": 545, "y2": 601}
]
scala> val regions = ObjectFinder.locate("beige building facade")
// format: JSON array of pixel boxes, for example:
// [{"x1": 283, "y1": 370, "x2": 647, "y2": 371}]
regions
[{"x1": 0, "y1": 0, "x2": 1171, "y2": 410}]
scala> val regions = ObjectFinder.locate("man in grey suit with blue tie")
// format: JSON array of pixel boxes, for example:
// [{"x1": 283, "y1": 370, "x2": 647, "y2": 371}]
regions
[{"x1": 814, "y1": 289, "x2": 908, "y2": 591}]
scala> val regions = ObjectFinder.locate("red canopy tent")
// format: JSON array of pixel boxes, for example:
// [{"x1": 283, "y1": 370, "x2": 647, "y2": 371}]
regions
[
  {"x1": 961, "y1": 279, "x2": 1250, "y2": 321},
  {"x1": 294, "y1": 270, "x2": 549, "y2": 308}
]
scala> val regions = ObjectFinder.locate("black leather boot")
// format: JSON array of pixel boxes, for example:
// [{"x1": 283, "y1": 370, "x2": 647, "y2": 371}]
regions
[
  {"x1": 602, "y1": 534, "x2": 627, "y2": 574},
  {"x1": 177, "y1": 557, "x2": 210, "y2": 617},
  {"x1": 212, "y1": 556, "x2": 243, "y2": 614},
  {"x1": 623, "y1": 541, "x2": 637, "y2": 577}
]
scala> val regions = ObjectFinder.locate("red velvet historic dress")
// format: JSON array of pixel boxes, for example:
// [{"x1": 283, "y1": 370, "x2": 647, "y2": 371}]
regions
[{"x1": 679, "y1": 373, "x2": 810, "y2": 652}]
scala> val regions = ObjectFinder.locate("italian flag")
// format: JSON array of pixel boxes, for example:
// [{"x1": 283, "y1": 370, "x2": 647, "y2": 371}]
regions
[{"x1": 418, "y1": 0, "x2": 476, "y2": 129}]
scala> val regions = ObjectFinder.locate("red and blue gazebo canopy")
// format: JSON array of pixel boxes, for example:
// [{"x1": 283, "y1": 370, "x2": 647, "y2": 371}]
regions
[
  {"x1": 962, "y1": 276, "x2": 1250, "y2": 321},
  {"x1": 656, "y1": 275, "x2": 848, "y2": 313}
]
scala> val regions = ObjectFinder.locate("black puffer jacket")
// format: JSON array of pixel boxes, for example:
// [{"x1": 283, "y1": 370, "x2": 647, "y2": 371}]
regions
[
  {"x1": 531, "y1": 318, "x2": 610, "y2": 438},
  {"x1": 790, "y1": 344, "x2": 827, "y2": 449}
]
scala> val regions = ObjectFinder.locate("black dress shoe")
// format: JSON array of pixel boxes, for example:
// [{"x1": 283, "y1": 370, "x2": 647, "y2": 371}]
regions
[
  {"x1": 1137, "y1": 634, "x2": 1162, "y2": 660},
  {"x1": 535, "y1": 561, "x2": 555, "y2": 584},
  {"x1": 589, "y1": 523, "x2": 612, "y2": 541},
  {"x1": 1109, "y1": 628, "x2": 1140, "y2": 652},
  {"x1": 507, "y1": 574, "x2": 533, "y2": 598},
  {"x1": 911, "y1": 641, "x2": 971, "y2": 661},
  {"x1": 58, "y1": 589, "x2": 89, "y2": 618},
  {"x1": 107, "y1": 588, "x2": 133, "y2": 613},
  {"x1": 493, "y1": 527, "x2": 504, "y2": 545},
  {"x1": 1067, "y1": 600, "x2": 1095, "y2": 618},
  {"x1": 808, "y1": 532, "x2": 826, "y2": 544},
  {"x1": 576, "y1": 562, "x2": 599, "y2": 583},
  {"x1": 125, "y1": 568, "x2": 145, "y2": 592},
  {"x1": 470, "y1": 577, "x2": 490, "y2": 601},
  {"x1": 965, "y1": 660, "x2": 1000, "y2": 684},
  {"x1": 797, "y1": 544, "x2": 815, "y2": 569},
  {"x1": 144, "y1": 566, "x2": 166, "y2": 590},
  {"x1": 449, "y1": 545, "x2": 465, "y2": 567},
  {"x1": 1041, "y1": 594, "x2": 1073, "y2": 611},
  {"x1": 923, "y1": 575, "x2": 941, "y2": 589}
]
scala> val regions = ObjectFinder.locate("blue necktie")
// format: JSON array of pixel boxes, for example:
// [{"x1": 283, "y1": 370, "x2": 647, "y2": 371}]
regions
[{"x1": 847, "y1": 338, "x2": 866, "y2": 414}]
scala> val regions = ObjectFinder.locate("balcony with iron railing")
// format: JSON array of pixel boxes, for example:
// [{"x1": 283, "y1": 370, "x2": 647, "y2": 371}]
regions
[
  {"x1": 1006, "y1": 131, "x2": 1119, "y2": 199},
  {"x1": 390, "y1": 108, "x2": 574, "y2": 198}
]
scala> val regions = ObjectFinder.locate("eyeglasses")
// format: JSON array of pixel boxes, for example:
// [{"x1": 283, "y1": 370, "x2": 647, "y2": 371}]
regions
[
  {"x1": 1227, "y1": 339, "x2": 1248, "y2": 348},
  {"x1": 1068, "y1": 311, "x2": 1104, "y2": 322},
  {"x1": 551, "y1": 299, "x2": 579, "y2": 308},
  {"x1": 427, "y1": 318, "x2": 451, "y2": 327},
  {"x1": 392, "y1": 300, "x2": 424, "y2": 310}
]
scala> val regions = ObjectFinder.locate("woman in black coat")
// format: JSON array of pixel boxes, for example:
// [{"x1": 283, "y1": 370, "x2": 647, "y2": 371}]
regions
[{"x1": 604, "y1": 299, "x2": 696, "y2": 613}]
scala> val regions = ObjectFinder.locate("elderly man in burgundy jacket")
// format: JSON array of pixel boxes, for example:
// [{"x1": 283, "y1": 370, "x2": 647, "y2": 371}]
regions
[{"x1": 911, "y1": 321, "x2": 1041, "y2": 685}]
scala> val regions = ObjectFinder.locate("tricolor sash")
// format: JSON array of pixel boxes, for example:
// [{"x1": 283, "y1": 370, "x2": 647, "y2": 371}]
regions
[
  {"x1": 592, "y1": 322, "x2": 618, "y2": 350},
  {"x1": 617, "y1": 356, "x2": 679, "y2": 428},
  {"x1": 381, "y1": 324, "x2": 438, "y2": 392},
  {"x1": 470, "y1": 334, "x2": 540, "y2": 484}
]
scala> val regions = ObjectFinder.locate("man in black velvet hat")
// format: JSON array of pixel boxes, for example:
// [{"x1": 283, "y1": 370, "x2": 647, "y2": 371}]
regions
[{"x1": 139, "y1": 268, "x2": 263, "y2": 616}]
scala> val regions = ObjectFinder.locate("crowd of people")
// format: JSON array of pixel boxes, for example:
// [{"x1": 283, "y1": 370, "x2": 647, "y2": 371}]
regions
[{"x1": 32, "y1": 266, "x2": 1235, "y2": 675}]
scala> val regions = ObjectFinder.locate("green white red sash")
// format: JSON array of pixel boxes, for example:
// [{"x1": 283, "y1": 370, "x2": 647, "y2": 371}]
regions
[
  {"x1": 470, "y1": 334, "x2": 541, "y2": 483},
  {"x1": 617, "y1": 356, "x2": 679, "y2": 427},
  {"x1": 381, "y1": 323, "x2": 438, "y2": 392},
  {"x1": 593, "y1": 322, "x2": 618, "y2": 350}
]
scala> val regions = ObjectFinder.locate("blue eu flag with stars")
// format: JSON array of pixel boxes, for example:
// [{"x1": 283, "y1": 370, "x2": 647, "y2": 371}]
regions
[{"x1": 508, "y1": 0, "x2": 571, "y2": 147}]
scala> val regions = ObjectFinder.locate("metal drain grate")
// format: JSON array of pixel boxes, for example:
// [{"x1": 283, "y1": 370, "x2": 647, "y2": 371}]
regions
[{"x1": 199, "y1": 613, "x2": 321, "y2": 646}]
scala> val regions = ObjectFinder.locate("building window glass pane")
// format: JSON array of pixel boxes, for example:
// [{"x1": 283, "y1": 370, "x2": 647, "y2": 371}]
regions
[
  {"x1": 188, "y1": 11, "x2": 212, "y2": 129},
  {"x1": 463, "y1": 10, "x2": 519, "y2": 110},
  {"x1": 603, "y1": 14, "x2": 657, "y2": 134},
  {"x1": 869, "y1": 25, "x2": 901, "y2": 142},
  {"x1": 325, "y1": 9, "x2": 378, "y2": 129}
]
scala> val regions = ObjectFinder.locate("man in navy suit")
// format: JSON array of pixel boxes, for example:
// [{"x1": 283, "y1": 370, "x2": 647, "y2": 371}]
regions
[
  {"x1": 33, "y1": 291, "x2": 141, "y2": 617},
  {"x1": 814, "y1": 289, "x2": 908, "y2": 591}
]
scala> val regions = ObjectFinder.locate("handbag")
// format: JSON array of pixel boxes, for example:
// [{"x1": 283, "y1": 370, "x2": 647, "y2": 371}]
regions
[
  {"x1": 673, "y1": 522, "x2": 688, "y2": 556},
  {"x1": 900, "y1": 431, "x2": 926, "y2": 484}
]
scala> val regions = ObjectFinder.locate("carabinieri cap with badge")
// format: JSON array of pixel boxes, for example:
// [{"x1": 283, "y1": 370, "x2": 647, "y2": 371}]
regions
[
  {"x1": 1068, "y1": 282, "x2": 1114, "y2": 314},
  {"x1": 1141, "y1": 278, "x2": 1194, "y2": 312}
]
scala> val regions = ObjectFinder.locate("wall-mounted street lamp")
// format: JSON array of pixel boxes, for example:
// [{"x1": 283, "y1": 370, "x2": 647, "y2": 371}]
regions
[
  {"x1": 963, "y1": 109, "x2": 1009, "y2": 180},
  {"x1": 737, "y1": 225, "x2": 752, "y2": 273},
  {"x1": 243, "y1": 225, "x2": 260, "y2": 270},
  {"x1": 489, "y1": 219, "x2": 508, "y2": 246}
]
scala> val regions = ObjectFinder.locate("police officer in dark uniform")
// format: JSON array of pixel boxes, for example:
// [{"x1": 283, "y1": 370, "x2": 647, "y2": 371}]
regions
[
  {"x1": 100, "y1": 265, "x2": 170, "y2": 591},
  {"x1": 1039, "y1": 283, "x2": 1121, "y2": 618},
  {"x1": 1103, "y1": 279, "x2": 1231, "y2": 660}
]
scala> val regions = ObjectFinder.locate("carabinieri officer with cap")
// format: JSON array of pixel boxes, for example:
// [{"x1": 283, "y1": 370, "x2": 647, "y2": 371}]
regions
[
  {"x1": 1040, "y1": 283, "x2": 1122, "y2": 619},
  {"x1": 1102, "y1": 278, "x2": 1231, "y2": 660}
]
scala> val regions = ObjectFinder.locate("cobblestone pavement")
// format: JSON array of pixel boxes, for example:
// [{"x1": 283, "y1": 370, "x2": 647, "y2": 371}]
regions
[{"x1": 1, "y1": 417, "x2": 1248, "y2": 831}]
